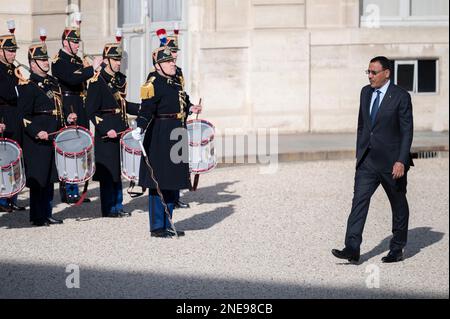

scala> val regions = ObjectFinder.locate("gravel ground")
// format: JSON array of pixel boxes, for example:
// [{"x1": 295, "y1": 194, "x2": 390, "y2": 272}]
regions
[{"x1": 0, "y1": 158, "x2": 448, "y2": 299}]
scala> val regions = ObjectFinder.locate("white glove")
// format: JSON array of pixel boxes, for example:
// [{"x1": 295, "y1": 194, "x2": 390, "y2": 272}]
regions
[{"x1": 131, "y1": 127, "x2": 143, "y2": 141}]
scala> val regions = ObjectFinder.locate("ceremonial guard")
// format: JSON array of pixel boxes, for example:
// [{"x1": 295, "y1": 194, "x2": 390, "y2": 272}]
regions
[
  {"x1": 85, "y1": 42, "x2": 139, "y2": 218},
  {"x1": 132, "y1": 47, "x2": 201, "y2": 238},
  {"x1": 17, "y1": 43, "x2": 74, "y2": 226},
  {"x1": 155, "y1": 28, "x2": 191, "y2": 209},
  {"x1": 51, "y1": 27, "x2": 103, "y2": 203},
  {"x1": 0, "y1": 25, "x2": 26, "y2": 212}
]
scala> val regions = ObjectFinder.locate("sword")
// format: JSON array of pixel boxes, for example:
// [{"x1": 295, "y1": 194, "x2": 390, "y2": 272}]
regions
[{"x1": 130, "y1": 120, "x2": 179, "y2": 238}]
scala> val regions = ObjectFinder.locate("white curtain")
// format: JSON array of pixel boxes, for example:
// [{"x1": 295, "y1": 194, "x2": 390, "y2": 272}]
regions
[
  {"x1": 151, "y1": 0, "x2": 182, "y2": 22},
  {"x1": 118, "y1": 0, "x2": 143, "y2": 26},
  {"x1": 362, "y1": 0, "x2": 400, "y2": 17},
  {"x1": 411, "y1": 0, "x2": 449, "y2": 16}
]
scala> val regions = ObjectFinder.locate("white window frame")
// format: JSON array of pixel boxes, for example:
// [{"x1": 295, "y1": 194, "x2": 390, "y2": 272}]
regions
[
  {"x1": 394, "y1": 59, "x2": 439, "y2": 95},
  {"x1": 361, "y1": 0, "x2": 449, "y2": 27}
]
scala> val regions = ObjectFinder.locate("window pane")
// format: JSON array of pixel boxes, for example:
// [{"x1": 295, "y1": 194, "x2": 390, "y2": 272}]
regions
[
  {"x1": 118, "y1": 0, "x2": 143, "y2": 26},
  {"x1": 418, "y1": 60, "x2": 437, "y2": 93},
  {"x1": 362, "y1": 0, "x2": 400, "y2": 17},
  {"x1": 411, "y1": 0, "x2": 449, "y2": 16},
  {"x1": 397, "y1": 64, "x2": 415, "y2": 92},
  {"x1": 151, "y1": 0, "x2": 182, "y2": 22}
]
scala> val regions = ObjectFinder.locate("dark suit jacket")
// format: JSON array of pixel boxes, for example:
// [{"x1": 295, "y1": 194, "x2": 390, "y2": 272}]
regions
[{"x1": 356, "y1": 82, "x2": 414, "y2": 172}]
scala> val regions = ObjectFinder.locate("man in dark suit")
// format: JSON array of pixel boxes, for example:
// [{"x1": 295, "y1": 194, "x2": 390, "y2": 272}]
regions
[{"x1": 332, "y1": 56, "x2": 414, "y2": 263}]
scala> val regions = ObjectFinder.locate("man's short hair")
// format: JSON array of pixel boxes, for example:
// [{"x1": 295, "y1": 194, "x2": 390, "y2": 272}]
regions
[{"x1": 370, "y1": 56, "x2": 392, "y2": 72}]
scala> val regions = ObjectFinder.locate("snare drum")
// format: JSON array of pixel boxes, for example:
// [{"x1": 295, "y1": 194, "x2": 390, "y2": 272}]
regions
[
  {"x1": 120, "y1": 129, "x2": 142, "y2": 182},
  {"x1": 186, "y1": 119, "x2": 216, "y2": 174},
  {"x1": 0, "y1": 138, "x2": 26, "y2": 198},
  {"x1": 53, "y1": 126, "x2": 95, "y2": 183}
]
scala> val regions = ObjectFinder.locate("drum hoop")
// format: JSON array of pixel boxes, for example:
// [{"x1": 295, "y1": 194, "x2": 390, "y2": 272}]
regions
[
  {"x1": 0, "y1": 180, "x2": 26, "y2": 198},
  {"x1": 0, "y1": 138, "x2": 22, "y2": 170},
  {"x1": 186, "y1": 119, "x2": 215, "y2": 147},
  {"x1": 120, "y1": 128, "x2": 143, "y2": 155},
  {"x1": 53, "y1": 126, "x2": 94, "y2": 157},
  {"x1": 190, "y1": 161, "x2": 217, "y2": 174},
  {"x1": 121, "y1": 171, "x2": 139, "y2": 182}
]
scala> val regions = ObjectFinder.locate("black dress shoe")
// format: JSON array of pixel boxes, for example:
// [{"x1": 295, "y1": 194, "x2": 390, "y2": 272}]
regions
[
  {"x1": 32, "y1": 220, "x2": 50, "y2": 227},
  {"x1": 117, "y1": 210, "x2": 132, "y2": 217},
  {"x1": 332, "y1": 248, "x2": 360, "y2": 263},
  {"x1": 151, "y1": 229, "x2": 171, "y2": 238},
  {"x1": 47, "y1": 217, "x2": 63, "y2": 224},
  {"x1": 83, "y1": 198, "x2": 91, "y2": 203},
  {"x1": 166, "y1": 229, "x2": 186, "y2": 237},
  {"x1": 0, "y1": 205, "x2": 13, "y2": 213},
  {"x1": 10, "y1": 203, "x2": 26, "y2": 211},
  {"x1": 382, "y1": 250, "x2": 404, "y2": 263},
  {"x1": 174, "y1": 200, "x2": 190, "y2": 209},
  {"x1": 105, "y1": 212, "x2": 121, "y2": 218}
]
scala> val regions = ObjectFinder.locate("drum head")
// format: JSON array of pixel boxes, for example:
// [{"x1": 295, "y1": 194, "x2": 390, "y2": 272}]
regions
[
  {"x1": 122, "y1": 131, "x2": 141, "y2": 151},
  {"x1": 55, "y1": 128, "x2": 91, "y2": 153},
  {"x1": 0, "y1": 141, "x2": 19, "y2": 167},
  {"x1": 187, "y1": 120, "x2": 215, "y2": 146}
]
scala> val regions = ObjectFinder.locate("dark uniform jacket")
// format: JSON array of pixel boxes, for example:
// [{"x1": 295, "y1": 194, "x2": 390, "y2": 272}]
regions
[
  {"x1": 17, "y1": 73, "x2": 63, "y2": 188},
  {"x1": 51, "y1": 49, "x2": 94, "y2": 128},
  {"x1": 0, "y1": 61, "x2": 21, "y2": 142},
  {"x1": 356, "y1": 83, "x2": 414, "y2": 172},
  {"x1": 136, "y1": 71, "x2": 191, "y2": 190},
  {"x1": 85, "y1": 68, "x2": 140, "y2": 182}
]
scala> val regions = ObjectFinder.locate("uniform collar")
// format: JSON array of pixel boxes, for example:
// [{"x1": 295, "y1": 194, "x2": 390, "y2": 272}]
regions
[
  {"x1": 30, "y1": 72, "x2": 49, "y2": 83},
  {"x1": 59, "y1": 49, "x2": 81, "y2": 63}
]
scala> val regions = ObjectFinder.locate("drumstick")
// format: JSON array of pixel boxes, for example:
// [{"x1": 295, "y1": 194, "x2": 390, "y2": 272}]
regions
[
  {"x1": 196, "y1": 98, "x2": 202, "y2": 120},
  {"x1": 101, "y1": 129, "x2": 127, "y2": 139},
  {"x1": 48, "y1": 131, "x2": 60, "y2": 137}
]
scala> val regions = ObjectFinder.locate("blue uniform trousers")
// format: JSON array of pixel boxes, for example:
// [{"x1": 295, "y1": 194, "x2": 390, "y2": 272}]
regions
[{"x1": 148, "y1": 190, "x2": 177, "y2": 232}]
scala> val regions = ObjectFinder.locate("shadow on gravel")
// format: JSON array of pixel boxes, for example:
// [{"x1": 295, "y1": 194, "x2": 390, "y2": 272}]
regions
[
  {"x1": 175, "y1": 205, "x2": 235, "y2": 231},
  {"x1": 360, "y1": 227, "x2": 445, "y2": 262},
  {"x1": 0, "y1": 183, "x2": 138, "y2": 229},
  {"x1": 181, "y1": 181, "x2": 241, "y2": 206},
  {"x1": 0, "y1": 260, "x2": 445, "y2": 299}
]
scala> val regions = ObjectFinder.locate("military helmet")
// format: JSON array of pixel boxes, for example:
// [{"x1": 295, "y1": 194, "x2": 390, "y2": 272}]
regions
[
  {"x1": 28, "y1": 43, "x2": 49, "y2": 60},
  {"x1": 166, "y1": 36, "x2": 179, "y2": 52},
  {"x1": 62, "y1": 27, "x2": 81, "y2": 43},
  {"x1": 152, "y1": 46, "x2": 175, "y2": 65},
  {"x1": 103, "y1": 43, "x2": 123, "y2": 59},
  {"x1": 0, "y1": 34, "x2": 19, "y2": 50}
]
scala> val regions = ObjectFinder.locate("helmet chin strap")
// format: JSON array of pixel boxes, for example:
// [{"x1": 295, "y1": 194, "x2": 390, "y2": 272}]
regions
[
  {"x1": 68, "y1": 40, "x2": 77, "y2": 57},
  {"x1": 157, "y1": 62, "x2": 174, "y2": 78},
  {"x1": 107, "y1": 58, "x2": 116, "y2": 74},
  {"x1": 34, "y1": 59, "x2": 48, "y2": 75},
  {"x1": 1, "y1": 49, "x2": 13, "y2": 65}
]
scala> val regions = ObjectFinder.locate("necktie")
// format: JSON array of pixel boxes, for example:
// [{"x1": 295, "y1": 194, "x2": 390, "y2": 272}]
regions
[{"x1": 370, "y1": 90, "x2": 381, "y2": 126}]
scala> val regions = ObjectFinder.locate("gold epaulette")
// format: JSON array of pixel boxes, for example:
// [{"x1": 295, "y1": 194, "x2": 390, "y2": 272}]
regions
[
  {"x1": 88, "y1": 70, "x2": 101, "y2": 84},
  {"x1": 140, "y1": 76, "x2": 155, "y2": 99},
  {"x1": 52, "y1": 53, "x2": 60, "y2": 63}
]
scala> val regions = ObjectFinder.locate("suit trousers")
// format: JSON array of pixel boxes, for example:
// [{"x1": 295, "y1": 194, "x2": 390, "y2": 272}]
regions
[{"x1": 345, "y1": 152, "x2": 409, "y2": 254}]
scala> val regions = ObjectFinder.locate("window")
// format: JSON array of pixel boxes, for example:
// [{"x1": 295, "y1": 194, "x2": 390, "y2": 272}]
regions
[
  {"x1": 150, "y1": 0, "x2": 182, "y2": 22},
  {"x1": 118, "y1": 0, "x2": 143, "y2": 26},
  {"x1": 392, "y1": 59, "x2": 438, "y2": 93},
  {"x1": 361, "y1": 0, "x2": 449, "y2": 27}
]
